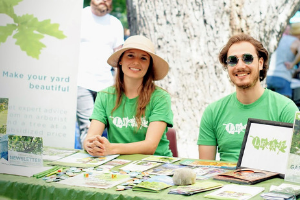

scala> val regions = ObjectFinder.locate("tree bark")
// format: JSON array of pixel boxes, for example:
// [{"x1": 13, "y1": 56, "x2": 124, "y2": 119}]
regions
[{"x1": 127, "y1": 0, "x2": 300, "y2": 158}]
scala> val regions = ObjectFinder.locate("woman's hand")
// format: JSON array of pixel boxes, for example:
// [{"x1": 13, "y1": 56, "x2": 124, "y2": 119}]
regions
[{"x1": 85, "y1": 135, "x2": 112, "y2": 156}]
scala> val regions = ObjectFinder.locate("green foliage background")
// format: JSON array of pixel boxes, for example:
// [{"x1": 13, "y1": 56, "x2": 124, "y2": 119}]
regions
[
  {"x1": 83, "y1": 0, "x2": 128, "y2": 29},
  {"x1": 8, "y1": 135, "x2": 43, "y2": 155}
]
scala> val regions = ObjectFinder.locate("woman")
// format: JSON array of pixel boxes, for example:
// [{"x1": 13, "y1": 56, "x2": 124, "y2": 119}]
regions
[{"x1": 83, "y1": 35, "x2": 173, "y2": 157}]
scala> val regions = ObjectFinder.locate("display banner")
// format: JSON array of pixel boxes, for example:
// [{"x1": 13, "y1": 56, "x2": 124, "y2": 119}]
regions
[
  {"x1": 0, "y1": 0, "x2": 82, "y2": 148},
  {"x1": 285, "y1": 111, "x2": 300, "y2": 183}
]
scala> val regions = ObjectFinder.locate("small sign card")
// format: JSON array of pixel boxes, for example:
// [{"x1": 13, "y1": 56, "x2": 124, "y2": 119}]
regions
[
  {"x1": 285, "y1": 111, "x2": 300, "y2": 183},
  {"x1": 8, "y1": 135, "x2": 43, "y2": 167},
  {"x1": 237, "y1": 118, "x2": 293, "y2": 177}
]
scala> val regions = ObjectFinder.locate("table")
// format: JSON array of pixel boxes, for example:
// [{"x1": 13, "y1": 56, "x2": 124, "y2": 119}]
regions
[{"x1": 0, "y1": 154, "x2": 299, "y2": 200}]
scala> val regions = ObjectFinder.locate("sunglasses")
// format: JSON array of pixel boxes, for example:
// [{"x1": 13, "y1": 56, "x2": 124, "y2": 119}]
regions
[{"x1": 226, "y1": 53, "x2": 257, "y2": 67}]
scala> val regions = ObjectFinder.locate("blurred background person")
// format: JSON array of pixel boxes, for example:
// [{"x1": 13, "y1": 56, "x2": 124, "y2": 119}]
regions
[
  {"x1": 266, "y1": 22, "x2": 300, "y2": 99},
  {"x1": 76, "y1": 0, "x2": 124, "y2": 148}
]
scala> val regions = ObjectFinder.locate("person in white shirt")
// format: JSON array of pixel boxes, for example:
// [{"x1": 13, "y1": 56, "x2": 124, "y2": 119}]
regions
[{"x1": 77, "y1": 0, "x2": 124, "y2": 147}]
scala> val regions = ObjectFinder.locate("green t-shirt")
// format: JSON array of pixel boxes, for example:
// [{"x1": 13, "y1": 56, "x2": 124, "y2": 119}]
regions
[
  {"x1": 90, "y1": 86, "x2": 173, "y2": 156},
  {"x1": 198, "y1": 89, "x2": 298, "y2": 162}
]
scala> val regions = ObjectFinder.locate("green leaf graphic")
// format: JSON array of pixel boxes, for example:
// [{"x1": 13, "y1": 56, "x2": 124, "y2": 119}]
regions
[
  {"x1": 0, "y1": 0, "x2": 22, "y2": 17},
  {"x1": 14, "y1": 14, "x2": 38, "y2": 27},
  {"x1": 37, "y1": 19, "x2": 66, "y2": 39},
  {"x1": 13, "y1": 27, "x2": 46, "y2": 59},
  {"x1": 0, "y1": 24, "x2": 17, "y2": 43},
  {"x1": 1, "y1": 1, "x2": 67, "y2": 59}
]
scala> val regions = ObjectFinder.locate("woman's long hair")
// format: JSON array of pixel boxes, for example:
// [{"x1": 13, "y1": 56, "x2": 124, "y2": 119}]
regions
[{"x1": 112, "y1": 52, "x2": 156, "y2": 130}]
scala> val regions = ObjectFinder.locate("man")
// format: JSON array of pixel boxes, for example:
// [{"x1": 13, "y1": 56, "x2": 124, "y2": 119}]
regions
[
  {"x1": 197, "y1": 34, "x2": 298, "y2": 162},
  {"x1": 266, "y1": 22, "x2": 300, "y2": 98},
  {"x1": 76, "y1": 0, "x2": 124, "y2": 147}
]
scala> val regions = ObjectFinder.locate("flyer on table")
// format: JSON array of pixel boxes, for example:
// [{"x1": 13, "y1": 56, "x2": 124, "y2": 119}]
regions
[{"x1": 0, "y1": 0, "x2": 82, "y2": 148}]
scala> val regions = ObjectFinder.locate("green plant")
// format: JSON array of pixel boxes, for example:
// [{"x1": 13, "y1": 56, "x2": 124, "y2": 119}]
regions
[{"x1": 0, "y1": 0, "x2": 66, "y2": 59}]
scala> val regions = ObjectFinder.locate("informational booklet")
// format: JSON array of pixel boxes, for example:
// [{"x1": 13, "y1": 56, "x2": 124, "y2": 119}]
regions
[
  {"x1": 213, "y1": 168, "x2": 279, "y2": 185},
  {"x1": 49, "y1": 152, "x2": 119, "y2": 168},
  {"x1": 204, "y1": 184, "x2": 265, "y2": 200},
  {"x1": 142, "y1": 156, "x2": 180, "y2": 163},
  {"x1": 168, "y1": 181, "x2": 223, "y2": 196},
  {"x1": 180, "y1": 159, "x2": 236, "y2": 169},
  {"x1": 119, "y1": 160, "x2": 161, "y2": 172},
  {"x1": 8, "y1": 135, "x2": 43, "y2": 167},
  {"x1": 58, "y1": 171, "x2": 131, "y2": 189},
  {"x1": 146, "y1": 163, "x2": 190, "y2": 176},
  {"x1": 285, "y1": 111, "x2": 300, "y2": 184},
  {"x1": 42, "y1": 146, "x2": 79, "y2": 161}
]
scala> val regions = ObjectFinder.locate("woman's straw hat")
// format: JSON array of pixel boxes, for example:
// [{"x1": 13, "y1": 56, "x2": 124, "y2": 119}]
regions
[
  {"x1": 107, "y1": 35, "x2": 169, "y2": 80},
  {"x1": 290, "y1": 22, "x2": 300, "y2": 35}
]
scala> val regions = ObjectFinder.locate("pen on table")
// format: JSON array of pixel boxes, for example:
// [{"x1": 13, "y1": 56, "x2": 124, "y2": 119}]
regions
[{"x1": 33, "y1": 166, "x2": 61, "y2": 178}]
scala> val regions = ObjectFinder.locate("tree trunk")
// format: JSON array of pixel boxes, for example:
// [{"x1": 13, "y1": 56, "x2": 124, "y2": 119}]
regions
[{"x1": 127, "y1": 0, "x2": 300, "y2": 158}]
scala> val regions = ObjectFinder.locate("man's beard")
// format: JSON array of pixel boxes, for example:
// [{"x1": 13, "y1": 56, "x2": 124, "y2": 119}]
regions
[
  {"x1": 230, "y1": 69, "x2": 260, "y2": 89},
  {"x1": 97, "y1": 5, "x2": 108, "y2": 14}
]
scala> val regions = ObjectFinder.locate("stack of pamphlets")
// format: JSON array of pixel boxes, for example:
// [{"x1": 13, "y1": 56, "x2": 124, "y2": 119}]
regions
[{"x1": 261, "y1": 183, "x2": 300, "y2": 200}]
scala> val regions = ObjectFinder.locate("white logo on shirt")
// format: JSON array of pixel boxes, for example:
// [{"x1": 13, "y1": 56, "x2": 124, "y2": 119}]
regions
[
  {"x1": 223, "y1": 123, "x2": 246, "y2": 134},
  {"x1": 110, "y1": 116, "x2": 148, "y2": 129}
]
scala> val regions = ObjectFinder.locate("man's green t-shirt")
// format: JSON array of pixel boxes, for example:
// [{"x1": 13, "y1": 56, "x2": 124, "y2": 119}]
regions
[
  {"x1": 198, "y1": 89, "x2": 299, "y2": 162},
  {"x1": 90, "y1": 86, "x2": 173, "y2": 156}
]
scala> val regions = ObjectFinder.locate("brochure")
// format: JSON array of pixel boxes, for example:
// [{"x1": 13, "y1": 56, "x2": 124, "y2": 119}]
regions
[
  {"x1": 42, "y1": 146, "x2": 79, "y2": 161},
  {"x1": 204, "y1": 184, "x2": 265, "y2": 200},
  {"x1": 146, "y1": 175, "x2": 174, "y2": 185},
  {"x1": 168, "y1": 181, "x2": 223, "y2": 196},
  {"x1": 180, "y1": 159, "x2": 236, "y2": 169},
  {"x1": 8, "y1": 135, "x2": 43, "y2": 167},
  {"x1": 133, "y1": 177, "x2": 172, "y2": 193},
  {"x1": 95, "y1": 159, "x2": 131, "y2": 171},
  {"x1": 119, "y1": 160, "x2": 161, "y2": 172},
  {"x1": 285, "y1": 111, "x2": 300, "y2": 183},
  {"x1": 58, "y1": 171, "x2": 131, "y2": 189},
  {"x1": 213, "y1": 168, "x2": 279, "y2": 185},
  {"x1": 49, "y1": 152, "x2": 119, "y2": 168},
  {"x1": 142, "y1": 155, "x2": 180, "y2": 163},
  {"x1": 146, "y1": 163, "x2": 190, "y2": 176}
]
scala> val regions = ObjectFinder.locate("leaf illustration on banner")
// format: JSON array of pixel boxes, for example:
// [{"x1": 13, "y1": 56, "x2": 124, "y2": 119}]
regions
[
  {"x1": 0, "y1": 0, "x2": 67, "y2": 59},
  {"x1": 0, "y1": 24, "x2": 17, "y2": 43},
  {"x1": 0, "y1": 0, "x2": 22, "y2": 17}
]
